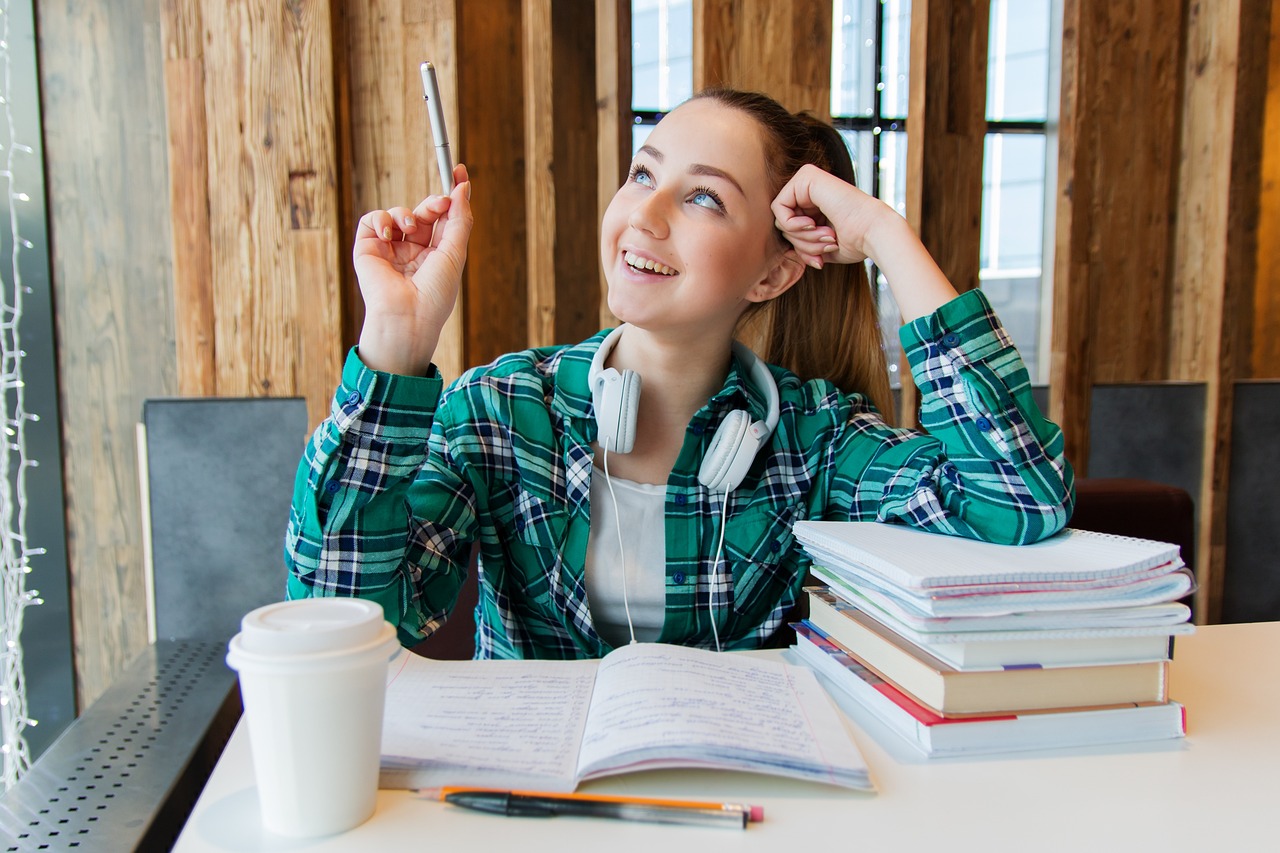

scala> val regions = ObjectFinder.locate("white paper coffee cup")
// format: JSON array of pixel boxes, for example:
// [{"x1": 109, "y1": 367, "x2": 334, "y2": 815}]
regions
[{"x1": 226, "y1": 598, "x2": 400, "y2": 838}]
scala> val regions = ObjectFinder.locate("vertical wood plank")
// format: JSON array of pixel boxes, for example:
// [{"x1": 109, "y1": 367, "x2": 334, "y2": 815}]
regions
[
  {"x1": 39, "y1": 0, "x2": 178, "y2": 707},
  {"x1": 1085, "y1": 4, "x2": 1180, "y2": 387},
  {"x1": 1171, "y1": 0, "x2": 1269, "y2": 622},
  {"x1": 458, "y1": 0, "x2": 528, "y2": 366},
  {"x1": 693, "y1": 0, "x2": 831, "y2": 114},
  {"x1": 1049, "y1": 0, "x2": 1185, "y2": 472},
  {"x1": 550, "y1": 0, "x2": 601, "y2": 343},
  {"x1": 902, "y1": 0, "x2": 990, "y2": 427},
  {"x1": 525, "y1": 0, "x2": 601, "y2": 348},
  {"x1": 1252, "y1": 0, "x2": 1280, "y2": 378},
  {"x1": 161, "y1": 0, "x2": 216, "y2": 397},
  {"x1": 596, "y1": 0, "x2": 631, "y2": 331},
  {"x1": 524, "y1": 0, "x2": 557, "y2": 347}
]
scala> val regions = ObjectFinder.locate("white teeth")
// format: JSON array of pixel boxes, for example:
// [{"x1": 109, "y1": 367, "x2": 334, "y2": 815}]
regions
[{"x1": 624, "y1": 251, "x2": 676, "y2": 276}]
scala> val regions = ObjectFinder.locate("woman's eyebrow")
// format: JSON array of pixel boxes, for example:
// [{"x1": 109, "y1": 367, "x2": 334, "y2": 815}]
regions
[
  {"x1": 688, "y1": 163, "x2": 745, "y2": 198},
  {"x1": 637, "y1": 144, "x2": 746, "y2": 198}
]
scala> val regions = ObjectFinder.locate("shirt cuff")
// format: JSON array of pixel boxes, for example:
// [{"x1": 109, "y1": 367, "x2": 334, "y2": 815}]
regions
[
  {"x1": 899, "y1": 289, "x2": 1016, "y2": 390},
  {"x1": 330, "y1": 347, "x2": 444, "y2": 436}
]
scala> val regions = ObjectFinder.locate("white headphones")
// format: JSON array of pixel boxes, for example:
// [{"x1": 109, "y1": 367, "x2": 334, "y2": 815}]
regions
[{"x1": 588, "y1": 324, "x2": 780, "y2": 493}]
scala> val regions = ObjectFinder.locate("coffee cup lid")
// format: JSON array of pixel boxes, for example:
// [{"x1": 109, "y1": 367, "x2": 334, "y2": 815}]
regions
[{"x1": 235, "y1": 599, "x2": 390, "y2": 657}]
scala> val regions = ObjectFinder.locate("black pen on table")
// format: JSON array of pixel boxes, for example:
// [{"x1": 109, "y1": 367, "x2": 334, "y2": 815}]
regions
[{"x1": 437, "y1": 787, "x2": 764, "y2": 829}]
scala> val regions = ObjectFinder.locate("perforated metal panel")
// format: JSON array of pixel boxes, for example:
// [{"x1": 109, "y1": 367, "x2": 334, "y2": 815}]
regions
[{"x1": 0, "y1": 641, "x2": 240, "y2": 851}]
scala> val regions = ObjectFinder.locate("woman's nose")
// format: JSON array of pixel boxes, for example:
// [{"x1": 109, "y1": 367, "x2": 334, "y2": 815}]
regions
[{"x1": 628, "y1": 190, "x2": 671, "y2": 239}]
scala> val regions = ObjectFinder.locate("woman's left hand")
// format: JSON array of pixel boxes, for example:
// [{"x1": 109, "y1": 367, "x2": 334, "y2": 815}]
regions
[
  {"x1": 771, "y1": 163, "x2": 959, "y2": 321},
  {"x1": 770, "y1": 163, "x2": 893, "y2": 270}
]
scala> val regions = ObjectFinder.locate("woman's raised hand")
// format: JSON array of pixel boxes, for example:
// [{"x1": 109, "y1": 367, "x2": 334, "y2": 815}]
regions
[
  {"x1": 354, "y1": 163, "x2": 473, "y2": 376},
  {"x1": 771, "y1": 163, "x2": 958, "y2": 322},
  {"x1": 770, "y1": 163, "x2": 890, "y2": 269}
]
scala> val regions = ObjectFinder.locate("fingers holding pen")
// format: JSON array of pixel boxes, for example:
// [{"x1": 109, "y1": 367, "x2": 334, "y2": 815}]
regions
[
  {"x1": 357, "y1": 207, "x2": 419, "y2": 244},
  {"x1": 353, "y1": 166, "x2": 473, "y2": 276}
]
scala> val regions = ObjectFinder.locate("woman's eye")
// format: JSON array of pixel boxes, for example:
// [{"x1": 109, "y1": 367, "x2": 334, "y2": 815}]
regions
[
  {"x1": 629, "y1": 166, "x2": 654, "y2": 187},
  {"x1": 690, "y1": 187, "x2": 724, "y2": 211}
]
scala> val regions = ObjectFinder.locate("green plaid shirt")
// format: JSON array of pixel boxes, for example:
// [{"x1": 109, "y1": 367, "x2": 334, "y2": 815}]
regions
[{"x1": 286, "y1": 290, "x2": 1073, "y2": 659}]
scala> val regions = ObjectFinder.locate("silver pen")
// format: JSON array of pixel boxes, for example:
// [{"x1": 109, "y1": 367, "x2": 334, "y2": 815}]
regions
[{"x1": 419, "y1": 61, "x2": 454, "y2": 194}]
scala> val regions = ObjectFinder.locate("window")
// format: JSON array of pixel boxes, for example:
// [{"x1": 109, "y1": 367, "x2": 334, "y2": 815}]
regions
[
  {"x1": 631, "y1": 0, "x2": 694, "y2": 150},
  {"x1": 981, "y1": 0, "x2": 1055, "y2": 384}
]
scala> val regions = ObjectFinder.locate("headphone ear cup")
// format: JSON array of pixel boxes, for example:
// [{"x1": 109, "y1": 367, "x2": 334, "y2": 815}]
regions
[
  {"x1": 592, "y1": 367, "x2": 641, "y2": 453},
  {"x1": 699, "y1": 409, "x2": 757, "y2": 492}
]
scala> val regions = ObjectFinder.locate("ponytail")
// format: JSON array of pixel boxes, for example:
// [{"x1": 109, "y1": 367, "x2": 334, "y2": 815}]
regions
[{"x1": 692, "y1": 89, "x2": 895, "y2": 421}]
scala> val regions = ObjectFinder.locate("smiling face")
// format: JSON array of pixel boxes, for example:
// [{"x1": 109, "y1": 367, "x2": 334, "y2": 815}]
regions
[{"x1": 599, "y1": 98, "x2": 798, "y2": 341}]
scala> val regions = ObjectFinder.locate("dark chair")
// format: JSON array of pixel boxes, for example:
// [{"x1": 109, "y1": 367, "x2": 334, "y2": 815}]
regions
[{"x1": 1069, "y1": 477, "x2": 1196, "y2": 618}]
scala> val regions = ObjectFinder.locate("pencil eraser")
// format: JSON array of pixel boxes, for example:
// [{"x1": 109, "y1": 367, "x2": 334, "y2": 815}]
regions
[{"x1": 749, "y1": 805, "x2": 764, "y2": 823}]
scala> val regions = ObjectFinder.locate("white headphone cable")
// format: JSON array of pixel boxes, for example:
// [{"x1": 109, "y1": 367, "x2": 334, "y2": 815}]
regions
[
  {"x1": 708, "y1": 492, "x2": 729, "y2": 653},
  {"x1": 601, "y1": 440, "x2": 638, "y2": 645}
]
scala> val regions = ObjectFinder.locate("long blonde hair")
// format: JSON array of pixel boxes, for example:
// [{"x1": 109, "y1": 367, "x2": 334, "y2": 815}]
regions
[{"x1": 693, "y1": 88, "x2": 896, "y2": 421}]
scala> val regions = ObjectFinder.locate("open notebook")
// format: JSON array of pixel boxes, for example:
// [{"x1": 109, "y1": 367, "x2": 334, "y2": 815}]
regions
[{"x1": 379, "y1": 643, "x2": 872, "y2": 792}]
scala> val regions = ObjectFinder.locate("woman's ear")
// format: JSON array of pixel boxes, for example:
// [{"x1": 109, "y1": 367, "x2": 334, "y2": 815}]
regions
[{"x1": 747, "y1": 248, "x2": 807, "y2": 303}]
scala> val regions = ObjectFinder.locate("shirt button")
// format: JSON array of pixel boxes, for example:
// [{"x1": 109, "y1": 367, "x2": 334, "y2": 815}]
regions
[
  {"x1": 691, "y1": 424, "x2": 706, "y2": 435},
  {"x1": 941, "y1": 332, "x2": 961, "y2": 348},
  {"x1": 672, "y1": 572, "x2": 686, "y2": 584},
  {"x1": 325, "y1": 481, "x2": 340, "y2": 494},
  {"x1": 674, "y1": 494, "x2": 687, "y2": 506},
  {"x1": 770, "y1": 540, "x2": 781, "y2": 553},
  {"x1": 345, "y1": 391, "x2": 363, "y2": 407},
  {"x1": 975, "y1": 416, "x2": 993, "y2": 432}
]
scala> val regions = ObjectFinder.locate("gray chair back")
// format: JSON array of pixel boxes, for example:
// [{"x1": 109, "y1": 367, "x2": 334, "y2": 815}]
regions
[{"x1": 141, "y1": 397, "x2": 308, "y2": 642}]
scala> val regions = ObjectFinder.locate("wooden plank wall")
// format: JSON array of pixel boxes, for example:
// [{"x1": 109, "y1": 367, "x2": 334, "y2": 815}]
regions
[{"x1": 163, "y1": 0, "x2": 346, "y2": 431}]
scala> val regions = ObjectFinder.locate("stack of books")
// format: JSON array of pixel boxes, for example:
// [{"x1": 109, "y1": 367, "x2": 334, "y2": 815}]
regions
[{"x1": 789, "y1": 521, "x2": 1195, "y2": 758}]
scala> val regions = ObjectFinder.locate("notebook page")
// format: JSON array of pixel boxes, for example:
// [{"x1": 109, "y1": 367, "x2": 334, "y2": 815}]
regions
[
  {"x1": 379, "y1": 652, "x2": 598, "y2": 790},
  {"x1": 575, "y1": 643, "x2": 871, "y2": 789},
  {"x1": 794, "y1": 522, "x2": 1182, "y2": 588}
]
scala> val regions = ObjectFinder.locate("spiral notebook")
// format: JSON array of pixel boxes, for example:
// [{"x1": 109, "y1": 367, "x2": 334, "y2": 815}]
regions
[{"x1": 792, "y1": 522, "x2": 1184, "y2": 591}]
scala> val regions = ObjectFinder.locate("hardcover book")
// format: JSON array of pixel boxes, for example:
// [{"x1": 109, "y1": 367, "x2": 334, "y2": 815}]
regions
[{"x1": 793, "y1": 623, "x2": 1186, "y2": 757}]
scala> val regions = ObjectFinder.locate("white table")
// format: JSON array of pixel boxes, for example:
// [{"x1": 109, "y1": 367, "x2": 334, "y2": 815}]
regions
[{"x1": 173, "y1": 622, "x2": 1278, "y2": 852}]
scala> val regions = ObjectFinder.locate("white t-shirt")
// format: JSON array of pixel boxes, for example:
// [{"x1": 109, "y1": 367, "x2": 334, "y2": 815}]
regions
[{"x1": 585, "y1": 466, "x2": 667, "y2": 645}]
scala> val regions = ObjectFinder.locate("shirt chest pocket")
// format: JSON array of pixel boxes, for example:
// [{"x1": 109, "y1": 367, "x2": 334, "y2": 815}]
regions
[{"x1": 723, "y1": 502, "x2": 805, "y2": 615}]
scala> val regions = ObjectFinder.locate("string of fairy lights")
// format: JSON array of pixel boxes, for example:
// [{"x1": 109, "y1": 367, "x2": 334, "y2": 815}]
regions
[{"x1": 0, "y1": 0, "x2": 43, "y2": 790}]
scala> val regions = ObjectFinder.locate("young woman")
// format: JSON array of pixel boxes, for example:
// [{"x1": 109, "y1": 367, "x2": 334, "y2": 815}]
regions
[{"x1": 285, "y1": 88, "x2": 1073, "y2": 659}]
